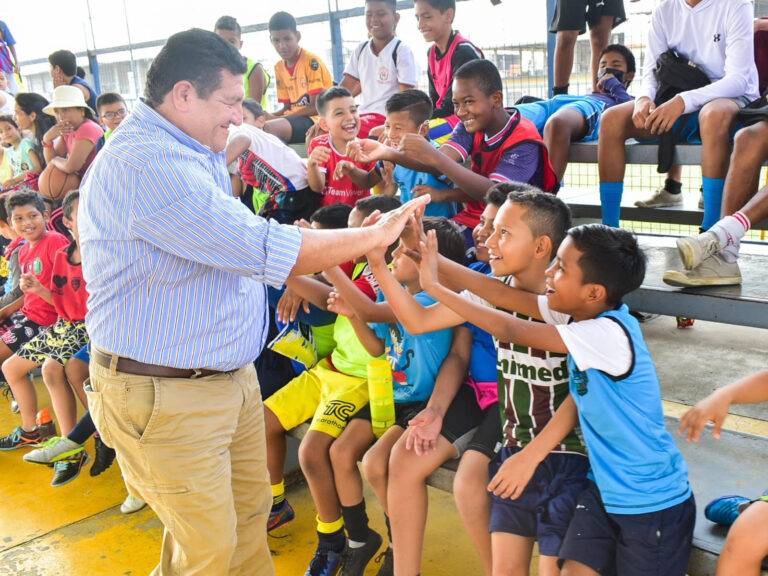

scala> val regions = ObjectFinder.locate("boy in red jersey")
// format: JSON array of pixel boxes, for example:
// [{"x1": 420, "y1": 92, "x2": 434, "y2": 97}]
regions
[{"x1": 307, "y1": 87, "x2": 377, "y2": 208}]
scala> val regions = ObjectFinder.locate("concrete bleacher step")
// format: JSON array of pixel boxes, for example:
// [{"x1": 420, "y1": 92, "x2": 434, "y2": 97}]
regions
[
  {"x1": 287, "y1": 415, "x2": 768, "y2": 575},
  {"x1": 627, "y1": 235, "x2": 768, "y2": 328}
]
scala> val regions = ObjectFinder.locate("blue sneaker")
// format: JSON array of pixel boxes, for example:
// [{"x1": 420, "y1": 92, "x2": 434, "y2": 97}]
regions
[
  {"x1": 705, "y1": 495, "x2": 750, "y2": 526},
  {"x1": 305, "y1": 543, "x2": 345, "y2": 576},
  {"x1": 268, "y1": 500, "x2": 295, "y2": 532}
]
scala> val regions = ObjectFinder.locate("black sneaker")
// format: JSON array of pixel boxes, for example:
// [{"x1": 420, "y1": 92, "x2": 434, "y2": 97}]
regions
[
  {"x1": 52, "y1": 451, "x2": 90, "y2": 487},
  {"x1": 305, "y1": 543, "x2": 345, "y2": 576},
  {"x1": 340, "y1": 530, "x2": 382, "y2": 576},
  {"x1": 373, "y1": 546, "x2": 393, "y2": 576},
  {"x1": 0, "y1": 426, "x2": 41, "y2": 450},
  {"x1": 90, "y1": 436, "x2": 116, "y2": 476}
]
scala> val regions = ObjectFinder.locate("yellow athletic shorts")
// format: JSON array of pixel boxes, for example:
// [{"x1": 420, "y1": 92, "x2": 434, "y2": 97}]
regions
[{"x1": 264, "y1": 358, "x2": 369, "y2": 438}]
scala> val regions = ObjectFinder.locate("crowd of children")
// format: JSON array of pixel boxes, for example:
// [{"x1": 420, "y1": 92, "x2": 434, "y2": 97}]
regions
[{"x1": 1, "y1": 0, "x2": 767, "y2": 575}]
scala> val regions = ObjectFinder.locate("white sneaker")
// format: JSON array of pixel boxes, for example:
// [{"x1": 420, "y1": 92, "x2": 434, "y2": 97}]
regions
[
  {"x1": 663, "y1": 254, "x2": 742, "y2": 287},
  {"x1": 121, "y1": 494, "x2": 147, "y2": 514},
  {"x1": 23, "y1": 436, "x2": 84, "y2": 465},
  {"x1": 675, "y1": 231, "x2": 721, "y2": 270},
  {"x1": 634, "y1": 187, "x2": 684, "y2": 208}
]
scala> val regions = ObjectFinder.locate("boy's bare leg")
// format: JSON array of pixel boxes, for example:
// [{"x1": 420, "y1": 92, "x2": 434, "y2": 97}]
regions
[
  {"x1": 454, "y1": 451, "x2": 493, "y2": 576},
  {"x1": 699, "y1": 98, "x2": 739, "y2": 181},
  {"x1": 589, "y1": 16, "x2": 615, "y2": 92},
  {"x1": 361, "y1": 425, "x2": 406, "y2": 513},
  {"x1": 264, "y1": 407, "x2": 287, "y2": 484},
  {"x1": 39, "y1": 359, "x2": 77, "y2": 434},
  {"x1": 553, "y1": 30, "x2": 579, "y2": 91},
  {"x1": 722, "y1": 122, "x2": 768, "y2": 216},
  {"x1": 300, "y1": 429, "x2": 341, "y2": 521},
  {"x1": 388, "y1": 430, "x2": 458, "y2": 576},
  {"x1": 598, "y1": 102, "x2": 656, "y2": 183},
  {"x1": 263, "y1": 117, "x2": 293, "y2": 144},
  {"x1": 491, "y1": 533, "x2": 535, "y2": 576},
  {"x1": 716, "y1": 500, "x2": 768, "y2": 576},
  {"x1": 543, "y1": 108, "x2": 589, "y2": 182},
  {"x1": 62, "y1": 356, "x2": 89, "y2": 408},
  {"x1": 328, "y1": 419, "x2": 376, "y2": 506},
  {"x1": 3, "y1": 354, "x2": 41, "y2": 431}
]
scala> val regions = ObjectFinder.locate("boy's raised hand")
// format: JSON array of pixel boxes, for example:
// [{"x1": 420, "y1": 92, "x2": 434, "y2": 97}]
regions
[
  {"x1": 487, "y1": 449, "x2": 539, "y2": 499},
  {"x1": 398, "y1": 133, "x2": 439, "y2": 160},
  {"x1": 308, "y1": 145, "x2": 331, "y2": 168},
  {"x1": 327, "y1": 290, "x2": 355, "y2": 318},
  {"x1": 412, "y1": 184, "x2": 452, "y2": 204},
  {"x1": 347, "y1": 138, "x2": 389, "y2": 164},
  {"x1": 678, "y1": 389, "x2": 731, "y2": 442},
  {"x1": 276, "y1": 287, "x2": 310, "y2": 323},
  {"x1": 417, "y1": 229, "x2": 440, "y2": 291},
  {"x1": 405, "y1": 407, "x2": 443, "y2": 456},
  {"x1": 369, "y1": 196, "x2": 431, "y2": 250},
  {"x1": 333, "y1": 160, "x2": 358, "y2": 181},
  {"x1": 19, "y1": 273, "x2": 44, "y2": 295}
]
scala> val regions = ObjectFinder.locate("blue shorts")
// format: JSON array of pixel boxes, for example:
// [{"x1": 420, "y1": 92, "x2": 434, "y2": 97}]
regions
[
  {"x1": 558, "y1": 480, "x2": 696, "y2": 576},
  {"x1": 488, "y1": 446, "x2": 590, "y2": 556},
  {"x1": 516, "y1": 96, "x2": 606, "y2": 142},
  {"x1": 72, "y1": 344, "x2": 90, "y2": 364}
]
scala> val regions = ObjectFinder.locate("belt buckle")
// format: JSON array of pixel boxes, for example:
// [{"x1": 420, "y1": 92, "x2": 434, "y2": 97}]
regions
[{"x1": 190, "y1": 369, "x2": 204, "y2": 379}]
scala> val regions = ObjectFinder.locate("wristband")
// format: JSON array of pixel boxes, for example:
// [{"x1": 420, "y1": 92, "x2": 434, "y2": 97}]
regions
[{"x1": 42, "y1": 141, "x2": 53, "y2": 149}]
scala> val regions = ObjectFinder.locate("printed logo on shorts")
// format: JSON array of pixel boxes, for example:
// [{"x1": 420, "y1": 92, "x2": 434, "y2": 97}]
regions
[{"x1": 323, "y1": 400, "x2": 356, "y2": 421}]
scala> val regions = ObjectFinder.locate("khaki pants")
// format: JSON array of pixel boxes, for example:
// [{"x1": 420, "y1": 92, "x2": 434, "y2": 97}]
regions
[{"x1": 85, "y1": 358, "x2": 274, "y2": 576}]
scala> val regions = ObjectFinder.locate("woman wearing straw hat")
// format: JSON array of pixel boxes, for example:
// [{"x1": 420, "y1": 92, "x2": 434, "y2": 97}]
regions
[{"x1": 41, "y1": 85, "x2": 103, "y2": 181}]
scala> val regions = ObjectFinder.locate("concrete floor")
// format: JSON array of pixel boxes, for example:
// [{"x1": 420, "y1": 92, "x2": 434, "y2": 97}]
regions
[{"x1": 0, "y1": 317, "x2": 765, "y2": 575}]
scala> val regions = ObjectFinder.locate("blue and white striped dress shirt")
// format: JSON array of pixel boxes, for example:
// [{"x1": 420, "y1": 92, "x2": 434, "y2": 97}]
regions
[{"x1": 79, "y1": 101, "x2": 303, "y2": 371}]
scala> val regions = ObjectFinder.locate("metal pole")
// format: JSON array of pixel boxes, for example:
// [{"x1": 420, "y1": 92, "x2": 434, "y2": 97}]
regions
[
  {"x1": 85, "y1": 0, "x2": 101, "y2": 93},
  {"x1": 122, "y1": 0, "x2": 140, "y2": 98},
  {"x1": 546, "y1": 0, "x2": 556, "y2": 97},
  {"x1": 327, "y1": 0, "x2": 345, "y2": 84}
]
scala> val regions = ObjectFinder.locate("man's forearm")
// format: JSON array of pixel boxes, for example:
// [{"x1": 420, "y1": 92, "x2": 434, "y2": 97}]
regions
[{"x1": 292, "y1": 227, "x2": 388, "y2": 277}]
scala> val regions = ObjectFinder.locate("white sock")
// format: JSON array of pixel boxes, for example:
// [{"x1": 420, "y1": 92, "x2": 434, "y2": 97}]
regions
[{"x1": 709, "y1": 212, "x2": 750, "y2": 263}]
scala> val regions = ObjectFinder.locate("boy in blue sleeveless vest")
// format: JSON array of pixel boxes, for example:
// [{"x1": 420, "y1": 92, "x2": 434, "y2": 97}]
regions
[
  {"x1": 348, "y1": 59, "x2": 557, "y2": 262},
  {"x1": 417, "y1": 223, "x2": 695, "y2": 576}
]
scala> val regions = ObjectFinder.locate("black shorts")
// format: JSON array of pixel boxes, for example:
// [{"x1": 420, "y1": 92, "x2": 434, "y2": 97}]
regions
[
  {"x1": 286, "y1": 115, "x2": 316, "y2": 144},
  {"x1": 558, "y1": 480, "x2": 696, "y2": 576},
  {"x1": 352, "y1": 401, "x2": 426, "y2": 429},
  {"x1": 440, "y1": 384, "x2": 485, "y2": 456},
  {"x1": 489, "y1": 447, "x2": 589, "y2": 556},
  {"x1": 465, "y1": 403, "x2": 503, "y2": 459},
  {"x1": 1, "y1": 312, "x2": 45, "y2": 354},
  {"x1": 549, "y1": 0, "x2": 626, "y2": 35}
]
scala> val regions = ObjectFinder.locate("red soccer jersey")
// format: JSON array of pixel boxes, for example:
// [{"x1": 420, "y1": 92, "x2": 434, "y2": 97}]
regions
[
  {"x1": 308, "y1": 134, "x2": 376, "y2": 207},
  {"x1": 50, "y1": 247, "x2": 88, "y2": 323},
  {"x1": 19, "y1": 231, "x2": 70, "y2": 326}
]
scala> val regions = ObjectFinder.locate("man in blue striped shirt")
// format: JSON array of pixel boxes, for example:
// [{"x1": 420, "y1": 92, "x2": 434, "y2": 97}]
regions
[{"x1": 79, "y1": 29, "x2": 428, "y2": 576}]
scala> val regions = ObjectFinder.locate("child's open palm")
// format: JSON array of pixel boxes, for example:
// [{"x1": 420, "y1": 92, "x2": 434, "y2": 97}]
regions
[
  {"x1": 417, "y1": 230, "x2": 440, "y2": 291},
  {"x1": 327, "y1": 290, "x2": 355, "y2": 318}
]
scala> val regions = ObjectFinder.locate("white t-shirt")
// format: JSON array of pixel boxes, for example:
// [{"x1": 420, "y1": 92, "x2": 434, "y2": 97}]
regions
[
  {"x1": 227, "y1": 124, "x2": 308, "y2": 191},
  {"x1": 0, "y1": 90, "x2": 14, "y2": 116},
  {"x1": 343, "y1": 37, "x2": 420, "y2": 116},
  {"x1": 641, "y1": 0, "x2": 759, "y2": 114},
  {"x1": 537, "y1": 295, "x2": 633, "y2": 377}
]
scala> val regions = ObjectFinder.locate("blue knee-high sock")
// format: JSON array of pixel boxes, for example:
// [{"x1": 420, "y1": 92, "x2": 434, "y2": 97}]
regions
[
  {"x1": 701, "y1": 177, "x2": 725, "y2": 231},
  {"x1": 599, "y1": 182, "x2": 624, "y2": 227}
]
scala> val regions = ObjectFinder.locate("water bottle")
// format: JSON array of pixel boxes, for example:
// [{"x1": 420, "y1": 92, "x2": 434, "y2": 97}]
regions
[
  {"x1": 36, "y1": 408, "x2": 57, "y2": 441},
  {"x1": 367, "y1": 359, "x2": 395, "y2": 438}
]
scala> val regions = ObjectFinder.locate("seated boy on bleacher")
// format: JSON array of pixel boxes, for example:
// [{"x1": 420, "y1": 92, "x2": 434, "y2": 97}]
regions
[
  {"x1": 679, "y1": 370, "x2": 768, "y2": 576},
  {"x1": 340, "y1": 0, "x2": 419, "y2": 139},
  {"x1": 419, "y1": 223, "x2": 695, "y2": 576},
  {"x1": 336, "y1": 89, "x2": 458, "y2": 218},
  {"x1": 349, "y1": 59, "x2": 557, "y2": 261},
  {"x1": 307, "y1": 87, "x2": 376, "y2": 208},
  {"x1": 0, "y1": 190, "x2": 69, "y2": 450},
  {"x1": 598, "y1": 0, "x2": 759, "y2": 229},
  {"x1": 226, "y1": 114, "x2": 318, "y2": 224},
  {"x1": 516, "y1": 44, "x2": 635, "y2": 182},
  {"x1": 322, "y1": 216, "x2": 466, "y2": 575},
  {"x1": 262, "y1": 195, "x2": 401, "y2": 575}
]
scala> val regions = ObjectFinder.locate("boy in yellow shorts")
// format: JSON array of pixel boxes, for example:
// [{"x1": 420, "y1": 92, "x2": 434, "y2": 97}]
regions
[{"x1": 263, "y1": 195, "x2": 401, "y2": 576}]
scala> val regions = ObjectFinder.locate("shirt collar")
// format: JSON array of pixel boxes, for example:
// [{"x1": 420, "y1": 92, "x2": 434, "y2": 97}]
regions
[{"x1": 132, "y1": 100, "x2": 222, "y2": 158}]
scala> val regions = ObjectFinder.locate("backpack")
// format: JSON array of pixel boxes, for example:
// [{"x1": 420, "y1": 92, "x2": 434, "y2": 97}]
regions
[
  {"x1": 653, "y1": 49, "x2": 711, "y2": 173},
  {"x1": 356, "y1": 38, "x2": 402, "y2": 67}
]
